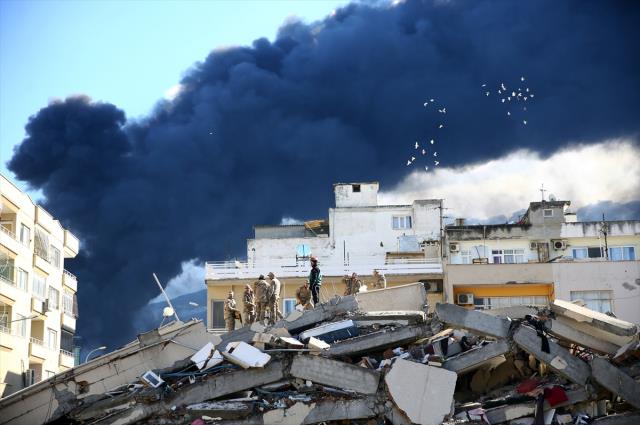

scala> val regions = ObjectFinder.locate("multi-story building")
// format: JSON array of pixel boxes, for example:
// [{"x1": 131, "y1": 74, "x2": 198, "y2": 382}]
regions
[
  {"x1": 205, "y1": 182, "x2": 444, "y2": 330},
  {"x1": 0, "y1": 174, "x2": 80, "y2": 398},
  {"x1": 444, "y1": 199, "x2": 640, "y2": 323}
]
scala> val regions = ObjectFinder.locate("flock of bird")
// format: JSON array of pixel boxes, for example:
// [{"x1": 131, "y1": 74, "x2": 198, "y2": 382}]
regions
[{"x1": 407, "y1": 76, "x2": 534, "y2": 173}]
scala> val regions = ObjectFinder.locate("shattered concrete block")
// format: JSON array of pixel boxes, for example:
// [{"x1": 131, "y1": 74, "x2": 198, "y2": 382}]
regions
[
  {"x1": 591, "y1": 357, "x2": 640, "y2": 409},
  {"x1": 272, "y1": 295, "x2": 359, "y2": 333},
  {"x1": 298, "y1": 319, "x2": 359, "y2": 343},
  {"x1": 443, "y1": 340, "x2": 511, "y2": 374},
  {"x1": 290, "y1": 355, "x2": 380, "y2": 395},
  {"x1": 513, "y1": 326, "x2": 591, "y2": 386},
  {"x1": 356, "y1": 282, "x2": 428, "y2": 312},
  {"x1": 191, "y1": 342, "x2": 223, "y2": 370},
  {"x1": 262, "y1": 402, "x2": 313, "y2": 425},
  {"x1": 545, "y1": 318, "x2": 620, "y2": 355},
  {"x1": 327, "y1": 323, "x2": 431, "y2": 357},
  {"x1": 435, "y1": 303, "x2": 511, "y2": 339},
  {"x1": 590, "y1": 412, "x2": 640, "y2": 425},
  {"x1": 306, "y1": 336, "x2": 330, "y2": 354},
  {"x1": 186, "y1": 401, "x2": 253, "y2": 420},
  {"x1": 551, "y1": 300, "x2": 638, "y2": 337},
  {"x1": 278, "y1": 336, "x2": 304, "y2": 348},
  {"x1": 301, "y1": 397, "x2": 378, "y2": 424},
  {"x1": 385, "y1": 358, "x2": 457, "y2": 425},
  {"x1": 222, "y1": 342, "x2": 271, "y2": 368},
  {"x1": 353, "y1": 310, "x2": 427, "y2": 326}
]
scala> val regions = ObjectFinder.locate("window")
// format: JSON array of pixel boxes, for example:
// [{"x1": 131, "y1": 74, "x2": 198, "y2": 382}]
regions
[
  {"x1": 543, "y1": 209, "x2": 553, "y2": 217},
  {"x1": 0, "y1": 302, "x2": 10, "y2": 331},
  {"x1": 15, "y1": 313, "x2": 27, "y2": 337},
  {"x1": 34, "y1": 227, "x2": 50, "y2": 260},
  {"x1": 61, "y1": 329, "x2": 74, "y2": 352},
  {"x1": 18, "y1": 268, "x2": 28, "y2": 291},
  {"x1": 352, "y1": 184, "x2": 361, "y2": 192},
  {"x1": 608, "y1": 246, "x2": 636, "y2": 261},
  {"x1": 460, "y1": 250, "x2": 471, "y2": 264},
  {"x1": 62, "y1": 292, "x2": 74, "y2": 316},
  {"x1": 392, "y1": 216, "x2": 412, "y2": 230},
  {"x1": 210, "y1": 300, "x2": 225, "y2": 329},
  {"x1": 45, "y1": 370, "x2": 55, "y2": 379},
  {"x1": 572, "y1": 247, "x2": 605, "y2": 259},
  {"x1": 32, "y1": 274, "x2": 47, "y2": 299},
  {"x1": 491, "y1": 249, "x2": 524, "y2": 264},
  {"x1": 0, "y1": 253, "x2": 14, "y2": 284},
  {"x1": 473, "y1": 296, "x2": 549, "y2": 310},
  {"x1": 49, "y1": 287, "x2": 60, "y2": 310},
  {"x1": 283, "y1": 298, "x2": 296, "y2": 316},
  {"x1": 50, "y1": 246, "x2": 61, "y2": 269},
  {"x1": 571, "y1": 290, "x2": 613, "y2": 314},
  {"x1": 47, "y1": 328, "x2": 57, "y2": 350},
  {"x1": 20, "y1": 224, "x2": 31, "y2": 246}
]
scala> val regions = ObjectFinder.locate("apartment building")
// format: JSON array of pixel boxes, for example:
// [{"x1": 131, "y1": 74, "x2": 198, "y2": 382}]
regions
[
  {"x1": 444, "y1": 199, "x2": 640, "y2": 323},
  {"x1": 0, "y1": 174, "x2": 80, "y2": 398},
  {"x1": 205, "y1": 182, "x2": 444, "y2": 329}
]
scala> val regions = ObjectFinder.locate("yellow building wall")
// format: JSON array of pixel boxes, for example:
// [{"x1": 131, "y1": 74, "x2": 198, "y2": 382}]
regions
[{"x1": 452, "y1": 283, "x2": 554, "y2": 307}]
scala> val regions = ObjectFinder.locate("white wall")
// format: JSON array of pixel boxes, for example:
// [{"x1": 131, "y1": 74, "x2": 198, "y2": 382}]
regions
[{"x1": 552, "y1": 260, "x2": 640, "y2": 324}]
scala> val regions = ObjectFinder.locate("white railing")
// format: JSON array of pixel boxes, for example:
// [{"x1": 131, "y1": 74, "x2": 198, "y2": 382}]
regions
[
  {"x1": 0, "y1": 225, "x2": 17, "y2": 240},
  {"x1": 60, "y1": 349, "x2": 74, "y2": 357},
  {"x1": 63, "y1": 269, "x2": 77, "y2": 280},
  {"x1": 0, "y1": 325, "x2": 11, "y2": 335},
  {"x1": 30, "y1": 336, "x2": 44, "y2": 346},
  {"x1": 205, "y1": 256, "x2": 442, "y2": 280}
]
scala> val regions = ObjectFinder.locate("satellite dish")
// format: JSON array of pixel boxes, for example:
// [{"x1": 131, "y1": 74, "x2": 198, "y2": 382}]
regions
[
  {"x1": 162, "y1": 306, "x2": 175, "y2": 318},
  {"x1": 548, "y1": 194, "x2": 557, "y2": 201}
]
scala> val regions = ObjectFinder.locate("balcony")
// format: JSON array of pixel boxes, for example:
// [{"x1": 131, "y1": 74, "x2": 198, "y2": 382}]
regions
[
  {"x1": 0, "y1": 266, "x2": 20, "y2": 303},
  {"x1": 61, "y1": 312, "x2": 76, "y2": 331},
  {"x1": 33, "y1": 249, "x2": 52, "y2": 274},
  {"x1": 59, "y1": 349, "x2": 75, "y2": 368},
  {"x1": 35, "y1": 205, "x2": 55, "y2": 233},
  {"x1": 0, "y1": 326, "x2": 15, "y2": 349},
  {"x1": 29, "y1": 337, "x2": 48, "y2": 360},
  {"x1": 31, "y1": 297, "x2": 47, "y2": 317},
  {"x1": 62, "y1": 269, "x2": 77, "y2": 292},
  {"x1": 205, "y1": 256, "x2": 443, "y2": 281},
  {"x1": 63, "y1": 230, "x2": 79, "y2": 258},
  {"x1": 0, "y1": 224, "x2": 22, "y2": 255}
]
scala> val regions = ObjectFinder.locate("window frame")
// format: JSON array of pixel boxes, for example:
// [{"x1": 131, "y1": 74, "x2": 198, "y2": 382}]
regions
[
  {"x1": 50, "y1": 246, "x2": 61, "y2": 269},
  {"x1": 543, "y1": 209, "x2": 553, "y2": 217},
  {"x1": 20, "y1": 224, "x2": 31, "y2": 246},
  {"x1": 17, "y1": 268, "x2": 29, "y2": 291},
  {"x1": 32, "y1": 274, "x2": 47, "y2": 299},
  {"x1": 47, "y1": 328, "x2": 58, "y2": 350},
  {"x1": 608, "y1": 246, "x2": 636, "y2": 261},
  {"x1": 392, "y1": 215, "x2": 412, "y2": 230},
  {"x1": 49, "y1": 287, "x2": 60, "y2": 310},
  {"x1": 282, "y1": 298, "x2": 296, "y2": 316},
  {"x1": 210, "y1": 300, "x2": 225, "y2": 329},
  {"x1": 570, "y1": 290, "x2": 613, "y2": 314}
]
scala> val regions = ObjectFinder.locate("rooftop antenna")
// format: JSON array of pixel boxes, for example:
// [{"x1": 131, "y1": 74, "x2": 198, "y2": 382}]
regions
[
  {"x1": 539, "y1": 184, "x2": 547, "y2": 202},
  {"x1": 152, "y1": 273, "x2": 181, "y2": 323}
]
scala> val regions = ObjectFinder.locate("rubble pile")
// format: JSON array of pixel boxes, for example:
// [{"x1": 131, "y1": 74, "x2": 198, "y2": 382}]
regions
[{"x1": 1, "y1": 283, "x2": 639, "y2": 425}]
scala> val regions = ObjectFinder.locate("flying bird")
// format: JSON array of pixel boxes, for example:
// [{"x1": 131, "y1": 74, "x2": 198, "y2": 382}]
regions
[
  {"x1": 433, "y1": 152, "x2": 438, "y2": 157},
  {"x1": 507, "y1": 111, "x2": 511, "y2": 116},
  {"x1": 485, "y1": 91, "x2": 490, "y2": 96},
  {"x1": 423, "y1": 102, "x2": 428, "y2": 107},
  {"x1": 406, "y1": 160, "x2": 412, "y2": 166},
  {"x1": 481, "y1": 83, "x2": 487, "y2": 87},
  {"x1": 421, "y1": 149, "x2": 426, "y2": 155},
  {"x1": 438, "y1": 124, "x2": 444, "y2": 129},
  {"x1": 424, "y1": 166, "x2": 429, "y2": 171},
  {"x1": 523, "y1": 120, "x2": 527, "y2": 125},
  {"x1": 430, "y1": 99, "x2": 435, "y2": 102},
  {"x1": 411, "y1": 156, "x2": 415, "y2": 161},
  {"x1": 430, "y1": 139, "x2": 435, "y2": 144},
  {"x1": 438, "y1": 108, "x2": 446, "y2": 114},
  {"x1": 415, "y1": 142, "x2": 419, "y2": 149},
  {"x1": 521, "y1": 76, "x2": 525, "y2": 81},
  {"x1": 434, "y1": 161, "x2": 439, "y2": 166},
  {"x1": 501, "y1": 82, "x2": 506, "y2": 91}
]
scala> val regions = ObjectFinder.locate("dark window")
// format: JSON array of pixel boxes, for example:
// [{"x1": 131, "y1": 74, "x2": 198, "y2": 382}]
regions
[
  {"x1": 587, "y1": 247, "x2": 603, "y2": 258},
  {"x1": 61, "y1": 329, "x2": 74, "y2": 352},
  {"x1": 211, "y1": 300, "x2": 225, "y2": 328},
  {"x1": 352, "y1": 184, "x2": 361, "y2": 192}
]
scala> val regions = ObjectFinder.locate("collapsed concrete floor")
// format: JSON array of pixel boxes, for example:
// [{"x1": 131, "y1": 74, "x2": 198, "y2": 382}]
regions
[{"x1": 1, "y1": 283, "x2": 639, "y2": 425}]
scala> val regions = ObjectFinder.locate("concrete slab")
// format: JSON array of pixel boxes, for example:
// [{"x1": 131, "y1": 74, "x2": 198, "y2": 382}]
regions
[
  {"x1": 385, "y1": 358, "x2": 457, "y2": 425},
  {"x1": 356, "y1": 282, "x2": 428, "y2": 313},
  {"x1": 591, "y1": 357, "x2": 640, "y2": 409},
  {"x1": 551, "y1": 299, "x2": 638, "y2": 337},
  {"x1": 435, "y1": 303, "x2": 511, "y2": 339},
  {"x1": 513, "y1": 326, "x2": 591, "y2": 386},
  {"x1": 271, "y1": 295, "x2": 359, "y2": 333},
  {"x1": 327, "y1": 323, "x2": 431, "y2": 357},
  {"x1": 545, "y1": 318, "x2": 620, "y2": 355},
  {"x1": 290, "y1": 355, "x2": 380, "y2": 395},
  {"x1": 301, "y1": 397, "x2": 378, "y2": 424},
  {"x1": 443, "y1": 340, "x2": 511, "y2": 374}
]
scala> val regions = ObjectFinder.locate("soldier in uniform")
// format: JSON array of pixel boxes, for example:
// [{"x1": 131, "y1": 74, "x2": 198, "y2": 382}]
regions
[
  {"x1": 254, "y1": 275, "x2": 270, "y2": 323},
  {"x1": 343, "y1": 272, "x2": 363, "y2": 295},
  {"x1": 267, "y1": 272, "x2": 283, "y2": 325},
  {"x1": 224, "y1": 291, "x2": 239, "y2": 332},
  {"x1": 372, "y1": 269, "x2": 387, "y2": 289},
  {"x1": 242, "y1": 284, "x2": 256, "y2": 325},
  {"x1": 296, "y1": 280, "x2": 314, "y2": 310}
]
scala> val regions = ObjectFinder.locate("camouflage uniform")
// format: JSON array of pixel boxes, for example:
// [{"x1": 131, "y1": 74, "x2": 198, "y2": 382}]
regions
[
  {"x1": 242, "y1": 285, "x2": 256, "y2": 325},
  {"x1": 254, "y1": 277, "x2": 270, "y2": 323},
  {"x1": 224, "y1": 293, "x2": 238, "y2": 332}
]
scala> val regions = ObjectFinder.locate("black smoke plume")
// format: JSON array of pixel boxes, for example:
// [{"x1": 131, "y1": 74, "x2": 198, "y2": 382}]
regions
[{"x1": 8, "y1": 0, "x2": 640, "y2": 347}]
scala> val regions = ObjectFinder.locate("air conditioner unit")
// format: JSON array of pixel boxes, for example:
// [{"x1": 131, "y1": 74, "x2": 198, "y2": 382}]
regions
[
  {"x1": 529, "y1": 241, "x2": 538, "y2": 250},
  {"x1": 449, "y1": 243, "x2": 460, "y2": 253},
  {"x1": 457, "y1": 293, "x2": 474, "y2": 305},
  {"x1": 43, "y1": 299, "x2": 50, "y2": 312},
  {"x1": 423, "y1": 281, "x2": 443, "y2": 293},
  {"x1": 31, "y1": 297, "x2": 45, "y2": 314},
  {"x1": 552, "y1": 239, "x2": 567, "y2": 250},
  {"x1": 24, "y1": 369, "x2": 36, "y2": 387}
]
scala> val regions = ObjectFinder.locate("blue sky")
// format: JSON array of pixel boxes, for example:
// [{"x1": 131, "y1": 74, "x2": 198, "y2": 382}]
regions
[{"x1": 0, "y1": 0, "x2": 348, "y2": 190}]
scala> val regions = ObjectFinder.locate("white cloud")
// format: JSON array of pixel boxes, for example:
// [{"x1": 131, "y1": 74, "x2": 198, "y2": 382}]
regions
[
  {"x1": 380, "y1": 139, "x2": 640, "y2": 220},
  {"x1": 280, "y1": 216, "x2": 303, "y2": 225},
  {"x1": 147, "y1": 258, "x2": 204, "y2": 305},
  {"x1": 163, "y1": 83, "x2": 183, "y2": 101}
]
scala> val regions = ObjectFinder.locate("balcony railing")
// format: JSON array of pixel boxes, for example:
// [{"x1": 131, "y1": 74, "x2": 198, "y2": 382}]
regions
[
  {"x1": 0, "y1": 325, "x2": 11, "y2": 335},
  {"x1": 30, "y1": 336, "x2": 44, "y2": 346},
  {"x1": 34, "y1": 247, "x2": 50, "y2": 262},
  {"x1": 0, "y1": 224, "x2": 17, "y2": 240},
  {"x1": 205, "y1": 256, "x2": 442, "y2": 280},
  {"x1": 63, "y1": 269, "x2": 77, "y2": 280},
  {"x1": 0, "y1": 265, "x2": 16, "y2": 286},
  {"x1": 60, "y1": 349, "x2": 74, "y2": 357}
]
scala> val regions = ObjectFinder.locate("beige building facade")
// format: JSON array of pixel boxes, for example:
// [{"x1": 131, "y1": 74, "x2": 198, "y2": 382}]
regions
[{"x1": 1, "y1": 174, "x2": 80, "y2": 397}]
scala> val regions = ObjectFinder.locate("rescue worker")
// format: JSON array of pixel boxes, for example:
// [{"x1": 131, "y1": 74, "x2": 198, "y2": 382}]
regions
[
  {"x1": 308, "y1": 256, "x2": 322, "y2": 305},
  {"x1": 296, "y1": 280, "x2": 314, "y2": 310},
  {"x1": 267, "y1": 272, "x2": 283, "y2": 324},
  {"x1": 344, "y1": 272, "x2": 363, "y2": 295},
  {"x1": 254, "y1": 274, "x2": 270, "y2": 323},
  {"x1": 242, "y1": 284, "x2": 256, "y2": 325},
  {"x1": 224, "y1": 291, "x2": 239, "y2": 332},
  {"x1": 372, "y1": 269, "x2": 387, "y2": 289}
]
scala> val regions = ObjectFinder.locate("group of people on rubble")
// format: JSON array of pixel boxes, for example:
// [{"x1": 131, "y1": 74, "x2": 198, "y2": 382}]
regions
[{"x1": 223, "y1": 256, "x2": 386, "y2": 331}]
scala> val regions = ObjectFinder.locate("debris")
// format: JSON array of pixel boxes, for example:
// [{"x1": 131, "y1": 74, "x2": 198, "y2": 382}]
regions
[{"x1": 222, "y1": 341, "x2": 272, "y2": 368}]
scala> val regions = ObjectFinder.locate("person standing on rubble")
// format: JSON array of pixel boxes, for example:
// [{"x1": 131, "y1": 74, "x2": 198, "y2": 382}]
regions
[
  {"x1": 242, "y1": 284, "x2": 256, "y2": 325},
  {"x1": 344, "y1": 272, "x2": 363, "y2": 295},
  {"x1": 372, "y1": 269, "x2": 386, "y2": 289},
  {"x1": 296, "y1": 280, "x2": 314, "y2": 310},
  {"x1": 224, "y1": 291, "x2": 239, "y2": 332},
  {"x1": 267, "y1": 272, "x2": 283, "y2": 324},
  {"x1": 254, "y1": 274, "x2": 270, "y2": 323},
  {"x1": 308, "y1": 256, "x2": 322, "y2": 305}
]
